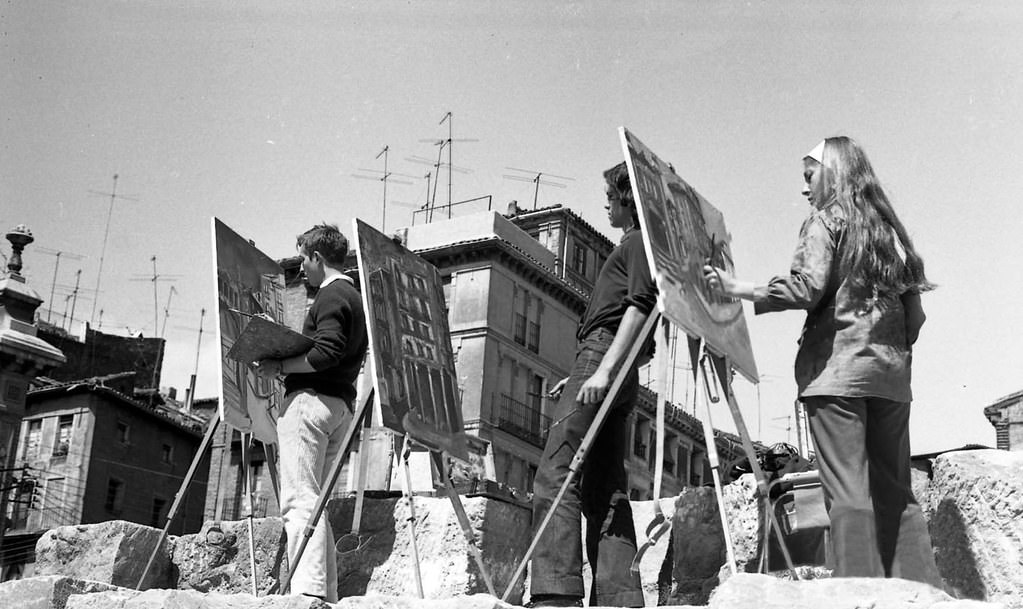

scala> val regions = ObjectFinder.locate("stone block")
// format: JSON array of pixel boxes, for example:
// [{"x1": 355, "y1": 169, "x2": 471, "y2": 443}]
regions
[
  {"x1": 0, "y1": 575, "x2": 121, "y2": 609},
  {"x1": 708, "y1": 572, "x2": 1002, "y2": 609},
  {"x1": 926, "y1": 449, "x2": 1023, "y2": 607},
  {"x1": 325, "y1": 494, "x2": 531, "y2": 604},
  {"x1": 665, "y1": 486, "x2": 727, "y2": 605},
  {"x1": 170, "y1": 518, "x2": 287, "y2": 596},
  {"x1": 64, "y1": 588, "x2": 329, "y2": 609},
  {"x1": 34, "y1": 520, "x2": 173, "y2": 589}
]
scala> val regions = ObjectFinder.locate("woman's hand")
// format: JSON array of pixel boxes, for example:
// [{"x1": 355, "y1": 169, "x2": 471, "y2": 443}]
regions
[{"x1": 703, "y1": 264, "x2": 735, "y2": 296}]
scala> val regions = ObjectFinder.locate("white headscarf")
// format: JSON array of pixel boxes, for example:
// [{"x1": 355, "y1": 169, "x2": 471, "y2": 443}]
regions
[{"x1": 804, "y1": 140, "x2": 826, "y2": 164}]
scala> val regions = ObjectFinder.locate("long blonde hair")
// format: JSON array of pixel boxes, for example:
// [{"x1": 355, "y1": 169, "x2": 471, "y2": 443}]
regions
[{"x1": 820, "y1": 137, "x2": 934, "y2": 295}]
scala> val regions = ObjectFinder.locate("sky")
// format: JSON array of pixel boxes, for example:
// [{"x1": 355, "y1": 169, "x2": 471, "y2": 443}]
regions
[{"x1": 3, "y1": 1, "x2": 1021, "y2": 454}]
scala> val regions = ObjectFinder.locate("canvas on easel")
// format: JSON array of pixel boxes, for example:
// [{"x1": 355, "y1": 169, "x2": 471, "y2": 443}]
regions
[
  {"x1": 211, "y1": 217, "x2": 291, "y2": 444},
  {"x1": 353, "y1": 219, "x2": 469, "y2": 463},
  {"x1": 618, "y1": 127, "x2": 759, "y2": 383}
]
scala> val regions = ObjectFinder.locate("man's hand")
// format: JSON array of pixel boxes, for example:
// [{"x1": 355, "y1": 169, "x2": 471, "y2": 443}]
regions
[
  {"x1": 548, "y1": 377, "x2": 570, "y2": 400},
  {"x1": 576, "y1": 368, "x2": 611, "y2": 405},
  {"x1": 253, "y1": 359, "x2": 283, "y2": 380}
]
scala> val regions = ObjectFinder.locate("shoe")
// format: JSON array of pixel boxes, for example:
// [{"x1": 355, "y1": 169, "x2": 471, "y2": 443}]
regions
[{"x1": 525, "y1": 594, "x2": 584, "y2": 607}]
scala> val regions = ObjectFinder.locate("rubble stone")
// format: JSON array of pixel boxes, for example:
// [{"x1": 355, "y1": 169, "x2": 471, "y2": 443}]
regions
[
  {"x1": 664, "y1": 486, "x2": 726, "y2": 605},
  {"x1": 326, "y1": 494, "x2": 531, "y2": 604},
  {"x1": 708, "y1": 572, "x2": 1002, "y2": 609},
  {"x1": 925, "y1": 449, "x2": 1023, "y2": 607},
  {"x1": 64, "y1": 588, "x2": 329, "y2": 608},
  {"x1": 34, "y1": 520, "x2": 173, "y2": 589},
  {"x1": 0, "y1": 575, "x2": 121, "y2": 609},
  {"x1": 171, "y1": 518, "x2": 287, "y2": 596}
]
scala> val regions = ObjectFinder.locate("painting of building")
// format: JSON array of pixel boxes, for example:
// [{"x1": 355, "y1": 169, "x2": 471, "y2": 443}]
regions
[
  {"x1": 354, "y1": 220, "x2": 468, "y2": 460},
  {"x1": 211, "y1": 217, "x2": 288, "y2": 443},
  {"x1": 619, "y1": 127, "x2": 759, "y2": 382}
]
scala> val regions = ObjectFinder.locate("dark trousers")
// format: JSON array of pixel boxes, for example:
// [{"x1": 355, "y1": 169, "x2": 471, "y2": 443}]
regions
[
  {"x1": 530, "y1": 328, "x2": 644, "y2": 607},
  {"x1": 804, "y1": 396, "x2": 942, "y2": 587}
]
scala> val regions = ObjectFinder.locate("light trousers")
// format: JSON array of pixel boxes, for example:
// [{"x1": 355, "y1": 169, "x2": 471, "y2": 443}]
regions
[{"x1": 278, "y1": 390, "x2": 352, "y2": 601}]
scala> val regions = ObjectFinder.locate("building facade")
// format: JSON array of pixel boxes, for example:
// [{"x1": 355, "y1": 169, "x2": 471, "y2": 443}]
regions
[{"x1": 983, "y1": 389, "x2": 1023, "y2": 451}]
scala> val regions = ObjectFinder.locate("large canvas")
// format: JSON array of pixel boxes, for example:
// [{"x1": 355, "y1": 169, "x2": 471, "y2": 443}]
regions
[
  {"x1": 211, "y1": 217, "x2": 288, "y2": 442},
  {"x1": 619, "y1": 127, "x2": 759, "y2": 382},
  {"x1": 353, "y1": 219, "x2": 469, "y2": 461}
]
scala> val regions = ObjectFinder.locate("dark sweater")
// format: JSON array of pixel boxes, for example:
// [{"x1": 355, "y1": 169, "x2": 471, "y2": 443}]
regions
[
  {"x1": 576, "y1": 229, "x2": 658, "y2": 341},
  {"x1": 283, "y1": 277, "x2": 368, "y2": 403}
]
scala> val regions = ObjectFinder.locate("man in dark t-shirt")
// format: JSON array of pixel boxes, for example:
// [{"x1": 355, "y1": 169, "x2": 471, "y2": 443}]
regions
[
  {"x1": 528, "y1": 162, "x2": 657, "y2": 608},
  {"x1": 254, "y1": 224, "x2": 368, "y2": 602}
]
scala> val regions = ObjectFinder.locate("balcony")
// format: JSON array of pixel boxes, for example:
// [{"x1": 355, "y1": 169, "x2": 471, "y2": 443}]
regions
[{"x1": 496, "y1": 393, "x2": 551, "y2": 448}]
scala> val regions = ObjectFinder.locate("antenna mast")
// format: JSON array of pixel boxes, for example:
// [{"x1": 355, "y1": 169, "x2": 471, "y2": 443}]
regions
[
  {"x1": 88, "y1": 174, "x2": 139, "y2": 326},
  {"x1": 36, "y1": 247, "x2": 85, "y2": 323}
]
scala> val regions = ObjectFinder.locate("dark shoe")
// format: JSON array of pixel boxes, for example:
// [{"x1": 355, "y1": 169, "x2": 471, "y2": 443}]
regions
[{"x1": 525, "y1": 594, "x2": 584, "y2": 608}]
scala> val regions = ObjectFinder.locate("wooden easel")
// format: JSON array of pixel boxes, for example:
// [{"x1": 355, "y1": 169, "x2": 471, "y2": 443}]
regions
[
  {"x1": 136, "y1": 410, "x2": 281, "y2": 592},
  {"x1": 269, "y1": 385, "x2": 497, "y2": 598},
  {"x1": 501, "y1": 312, "x2": 800, "y2": 602}
]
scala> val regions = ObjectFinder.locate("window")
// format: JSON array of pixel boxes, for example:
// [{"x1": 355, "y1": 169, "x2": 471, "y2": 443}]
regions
[
  {"x1": 23, "y1": 419, "x2": 41, "y2": 460},
  {"x1": 676, "y1": 445, "x2": 690, "y2": 481},
  {"x1": 513, "y1": 289, "x2": 529, "y2": 347},
  {"x1": 527, "y1": 301, "x2": 543, "y2": 354},
  {"x1": 117, "y1": 421, "x2": 131, "y2": 445},
  {"x1": 513, "y1": 313, "x2": 527, "y2": 345},
  {"x1": 151, "y1": 497, "x2": 167, "y2": 527},
  {"x1": 161, "y1": 443, "x2": 173, "y2": 464},
  {"x1": 633, "y1": 417, "x2": 648, "y2": 459},
  {"x1": 571, "y1": 241, "x2": 587, "y2": 275},
  {"x1": 52, "y1": 415, "x2": 73, "y2": 457},
  {"x1": 105, "y1": 478, "x2": 125, "y2": 514}
]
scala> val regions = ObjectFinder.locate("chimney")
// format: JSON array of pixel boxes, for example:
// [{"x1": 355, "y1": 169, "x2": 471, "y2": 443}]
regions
[{"x1": 506, "y1": 200, "x2": 520, "y2": 217}]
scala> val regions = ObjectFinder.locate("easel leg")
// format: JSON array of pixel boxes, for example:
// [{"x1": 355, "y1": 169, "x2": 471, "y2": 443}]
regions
[
  {"x1": 500, "y1": 311, "x2": 659, "y2": 602},
  {"x1": 695, "y1": 356, "x2": 738, "y2": 576},
  {"x1": 241, "y1": 433, "x2": 260, "y2": 596},
  {"x1": 430, "y1": 451, "x2": 497, "y2": 596},
  {"x1": 397, "y1": 435, "x2": 425, "y2": 598},
  {"x1": 136, "y1": 411, "x2": 221, "y2": 590},
  {"x1": 264, "y1": 442, "x2": 281, "y2": 508},
  {"x1": 274, "y1": 389, "x2": 375, "y2": 596},
  {"x1": 709, "y1": 355, "x2": 800, "y2": 578}
]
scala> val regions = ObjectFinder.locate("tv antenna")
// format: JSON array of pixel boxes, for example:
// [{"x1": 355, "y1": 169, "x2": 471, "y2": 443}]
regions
[
  {"x1": 503, "y1": 167, "x2": 575, "y2": 209},
  {"x1": 406, "y1": 153, "x2": 472, "y2": 220},
  {"x1": 53, "y1": 270, "x2": 97, "y2": 331},
  {"x1": 419, "y1": 111, "x2": 478, "y2": 216},
  {"x1": 161, "y1": 286, "x2": 179, "y2": 338},
  {"x1": 36, "y1": 247, "x2": 86, "y2": 323},
  {"x1": 174, "y1": 308, "x2": 207, "y2": 412},
  {"x1": 129, "y1": 255, "x2": 181, "y2": 339},
  {"x1": 88, "y1": 174, "x2": 139, "y2": 327},
  {"x1": 351, "y1": 145, "x2": 415, "y2": 232}
]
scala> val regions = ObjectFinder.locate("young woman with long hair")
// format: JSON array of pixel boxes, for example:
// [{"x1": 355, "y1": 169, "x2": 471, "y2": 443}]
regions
[{"x1": 704, "y1": 136, "x2": 941, "y2": 585}]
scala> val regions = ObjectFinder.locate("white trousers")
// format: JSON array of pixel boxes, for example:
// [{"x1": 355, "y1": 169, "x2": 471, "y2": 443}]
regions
[{"x1": 278, "y1": 390, "x2": 351, "y2": 601}]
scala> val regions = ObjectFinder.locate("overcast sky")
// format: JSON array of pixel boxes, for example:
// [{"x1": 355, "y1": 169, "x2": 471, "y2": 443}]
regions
[{"x1": 3, "y1": 1, "x2": 1020, "y2": 453}]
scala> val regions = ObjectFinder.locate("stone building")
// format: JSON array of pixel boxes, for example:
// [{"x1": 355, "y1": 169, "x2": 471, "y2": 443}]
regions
[
  {"x1": 200, "y1": 202, "x2": 750, "y2": 512},
  {"x1": 2, "y1": 371, "x2": 209, "y2": 578},
  {"x1": 983, "y1": 389, "x2": 1023, "y2": 450},
  {"x1": 404, "y1": 203, "x2": 744, "y2": 499}
]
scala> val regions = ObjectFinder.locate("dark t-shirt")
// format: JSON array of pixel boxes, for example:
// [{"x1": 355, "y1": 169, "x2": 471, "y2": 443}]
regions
[
  {"x1": 576, "y1": 229, "x2": 657, "y2": 341},
  {"x1": 284, "y1": 277, "x2": 368, "y2": 403}
]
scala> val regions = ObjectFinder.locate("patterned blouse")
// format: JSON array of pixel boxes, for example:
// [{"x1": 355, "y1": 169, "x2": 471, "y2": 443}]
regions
[{"x1": 754, "y1": 202, "x2": 915, "y2": 402}]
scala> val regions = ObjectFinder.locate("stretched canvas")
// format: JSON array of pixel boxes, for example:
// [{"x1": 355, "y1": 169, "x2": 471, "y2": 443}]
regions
[
  {"x1": 211, "y1": 217, "x2": 289, "y2": 442},
  {"x1": 354, "y1": 219, "x2": 468, "y2": 461},
  {"x1": 619, "y1": 127, "x2": 759, "y2": 382}
]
